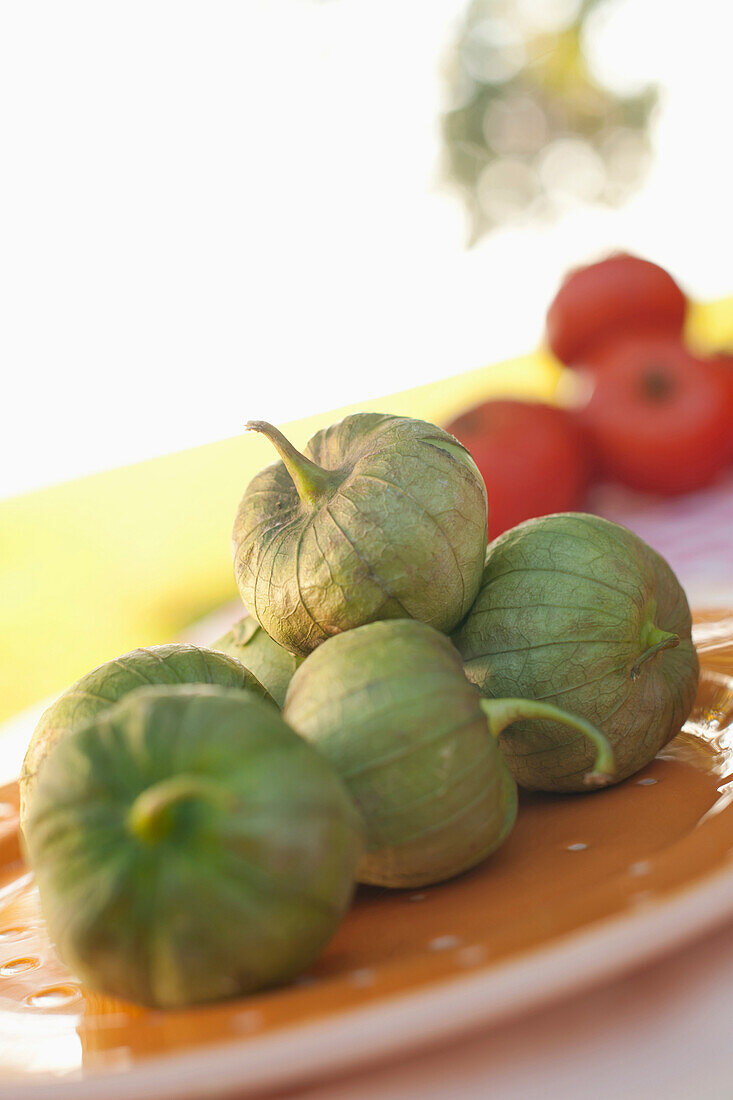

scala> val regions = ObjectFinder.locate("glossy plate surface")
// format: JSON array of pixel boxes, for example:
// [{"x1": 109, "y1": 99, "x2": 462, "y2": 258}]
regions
[{"x1": 1, "y1": 612, "x2": 732, "y2": 1099}]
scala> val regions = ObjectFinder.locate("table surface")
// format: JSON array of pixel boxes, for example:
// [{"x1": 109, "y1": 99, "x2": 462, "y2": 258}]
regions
[{"x1": 281, "y1": 916, "x2": 733, "y2": 1100}]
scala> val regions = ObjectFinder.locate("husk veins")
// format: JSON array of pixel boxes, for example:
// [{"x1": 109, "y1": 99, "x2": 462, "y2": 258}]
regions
[
  {"x1": 452, "y1": 512, "x2": 699, "y2": 792},
  {"x1": 233, "y1": 414, "x2": 488, "y2": 656}
]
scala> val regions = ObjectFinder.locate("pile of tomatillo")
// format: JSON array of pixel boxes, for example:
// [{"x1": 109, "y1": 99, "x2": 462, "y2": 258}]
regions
[{"x1": 21, "y1": 413, "x2": 699, "y2": 1008}]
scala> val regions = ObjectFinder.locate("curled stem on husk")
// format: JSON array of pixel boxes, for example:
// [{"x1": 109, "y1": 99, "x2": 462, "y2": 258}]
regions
[
  {"x1": 480, "y1": 698, "x2": 615, "y2": 788},
  {"x1": 127, "y1": 775, "x2": 235, "y2": 844},
  {"x1": 246, "y1": 421, "x2": 341, "y2": 507}
]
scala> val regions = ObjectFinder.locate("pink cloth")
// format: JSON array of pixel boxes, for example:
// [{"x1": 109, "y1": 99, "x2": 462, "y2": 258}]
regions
[{"x1": 591, "y1": 472, "x2": 733, "y2": 609}]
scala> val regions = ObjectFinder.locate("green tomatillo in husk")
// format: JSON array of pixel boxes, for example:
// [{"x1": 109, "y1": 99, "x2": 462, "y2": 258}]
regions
[
  {"x1": 232, "y1": 413, "x2": 488, "y2": 656},
  {"x1": 23, "y1": 684, "x2": 363, "y2": 1008},
  {"x1": 282, "y1": 620, "x2": 614, "y2": 888},
  {"x1": 452, "y1": 512, "x2": 700, "y2": 792},
  {"x1": 213, "y1": 614, "x2": 303, "y2": 707},
  {"x1": 20, "y1": 643, "x2": 274, "y2": 825}
]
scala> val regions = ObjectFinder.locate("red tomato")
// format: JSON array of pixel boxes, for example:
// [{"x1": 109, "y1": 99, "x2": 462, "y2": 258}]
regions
[
  {"x1": 445, "y1": 399, "x2": 591, "y2": 537},
  {"x1": 576, "y1": 334, "x2": 732, "y2": 495},
  {"x1": 546, "y1": 254, "x2": 688, "y2": 366}
]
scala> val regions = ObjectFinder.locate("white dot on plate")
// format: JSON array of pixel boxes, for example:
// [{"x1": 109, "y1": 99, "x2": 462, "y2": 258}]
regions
[
  {"x1": 637, "y1": 778, "x2": 658, "y2": 786},
  {"x1": 629, "y1": 860, "x2": 652, "y2": 877},
  {"x1": 348, "y1": 968, "x2": 375, "y2": 988},
  {"x1": 409, "y1": 893, "x2": 426, "y2": 902},
  {"x1": 429, "y1": 935, "x2": 461, "y2": 951},
  {"x1": 25, "y1": 985, "x2": 79, "y2": 1009},
  {"x1": 567, "y1": 842, "x2": 588, "y2": 851},
  {"x1": 0, "y1": 928, "x2": 25, "y2": 942},
  {"x1": 456, "y1": 945, "x2": 486, "y2": 967},
  {"x1": 0, "y1": 958, "x2": 38, "y2": 976}
]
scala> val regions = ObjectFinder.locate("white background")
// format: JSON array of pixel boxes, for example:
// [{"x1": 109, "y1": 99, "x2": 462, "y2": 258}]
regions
[{"x1": 1, "y1": 0, "x2": 731, "y2": 499}]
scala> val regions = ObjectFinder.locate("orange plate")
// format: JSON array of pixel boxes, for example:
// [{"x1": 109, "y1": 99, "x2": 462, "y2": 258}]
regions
[{"x1": 1, "y1": 612, "x2": 733, "y2": 1100}]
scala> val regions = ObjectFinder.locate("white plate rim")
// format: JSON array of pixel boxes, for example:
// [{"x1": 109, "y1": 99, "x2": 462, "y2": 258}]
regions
[{"x1": 3, "y1": 856, "x2": 733, "y2": 1100}]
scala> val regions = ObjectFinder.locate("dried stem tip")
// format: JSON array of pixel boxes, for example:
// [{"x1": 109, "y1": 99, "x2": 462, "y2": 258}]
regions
[{"x1": 246, "y1": 421, "x2": 341, "y2": 507}]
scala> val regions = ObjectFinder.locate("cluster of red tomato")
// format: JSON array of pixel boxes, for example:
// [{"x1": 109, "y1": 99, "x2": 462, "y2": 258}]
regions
[{"x1": 447, "y1": 254, "x2": 733, "y2": 537}]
